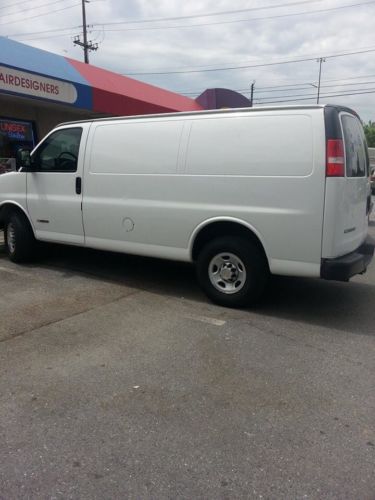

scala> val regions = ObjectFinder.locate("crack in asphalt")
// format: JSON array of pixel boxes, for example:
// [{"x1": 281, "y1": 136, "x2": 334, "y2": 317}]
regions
[{"x1": 0, "y1": 289, "x2": 141, "y2": 344}]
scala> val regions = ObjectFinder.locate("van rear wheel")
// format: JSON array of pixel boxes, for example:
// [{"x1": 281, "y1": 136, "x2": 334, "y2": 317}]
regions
[
  {"x1": 5, "y1": 212, "x2": 36, "y2": 263},
  {"x1": 196, "y1": 236, "x2": 268, "y2": 308}
]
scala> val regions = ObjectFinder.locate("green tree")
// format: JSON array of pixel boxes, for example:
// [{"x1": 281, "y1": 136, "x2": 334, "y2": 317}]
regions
[{"x1": 363, "y1": 120, "x2": 375, "y2": 147}]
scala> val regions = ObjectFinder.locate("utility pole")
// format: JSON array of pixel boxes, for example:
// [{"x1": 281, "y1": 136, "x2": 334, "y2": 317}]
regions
[
  {"x1": 73, "y1": 0, "x2": 98, "y2": 63},
  {"x1": 81, "y1": 0, "x2": 89, "y2": 63},
  {"x1": 316, "y1": 57, "x2": 326, "y2": 104},
  {"x1": 250, "y1": 81, "x2": 255, "y2": 106}
]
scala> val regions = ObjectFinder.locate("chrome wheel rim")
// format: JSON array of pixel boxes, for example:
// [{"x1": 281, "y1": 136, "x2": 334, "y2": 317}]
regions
[
  {"x1": 208, "y1": 252, "x2": 247, "y2": 295},
  {"x1": 7, "y1": 223, "x2": 16, "y2": 254}
]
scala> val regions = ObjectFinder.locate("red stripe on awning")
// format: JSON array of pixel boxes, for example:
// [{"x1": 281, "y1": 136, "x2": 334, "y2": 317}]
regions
[{"x1": 66, "y1": 58, "x2": 203, "y2": 115}]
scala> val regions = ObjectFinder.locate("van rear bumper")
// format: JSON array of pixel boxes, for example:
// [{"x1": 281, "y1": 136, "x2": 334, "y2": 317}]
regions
[{"x1": 321, "y1": 236, "x2": 375, "y2": 281}]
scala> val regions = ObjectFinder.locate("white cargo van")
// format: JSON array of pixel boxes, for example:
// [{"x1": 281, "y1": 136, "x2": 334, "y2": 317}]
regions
[{"x1": 0, "y1": 105, "x2": 373, "y2": 307}]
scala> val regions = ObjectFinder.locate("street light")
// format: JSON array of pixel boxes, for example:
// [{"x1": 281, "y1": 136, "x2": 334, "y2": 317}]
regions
[{"x1": 316, "y1": 57, "x2": 326, "y2": 104}]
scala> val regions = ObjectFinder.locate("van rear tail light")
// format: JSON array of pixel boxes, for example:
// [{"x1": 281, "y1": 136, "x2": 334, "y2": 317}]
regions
[{"x1": 326, "y1": 139, "x2": 345, "y2": 177}]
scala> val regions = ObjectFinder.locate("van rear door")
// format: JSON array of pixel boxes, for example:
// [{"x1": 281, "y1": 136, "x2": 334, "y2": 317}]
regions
[{"x1": 322, "y1": 106, "x2": 370, "y2": 259}]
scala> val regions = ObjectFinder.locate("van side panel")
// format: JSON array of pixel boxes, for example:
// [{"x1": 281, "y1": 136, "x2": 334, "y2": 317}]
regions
[
  {"x1": 185, "y1": 115, "x2": 313, "y2": 176},
  {"x1": 83, "y1": 118, "x2": 191, "y2": 259},
  {"x1": 82, "y1": 110, "x2": 326, "y2": 275},
  {"x1": 89, "y1": 121, "x2": 183, "y2": 175}
]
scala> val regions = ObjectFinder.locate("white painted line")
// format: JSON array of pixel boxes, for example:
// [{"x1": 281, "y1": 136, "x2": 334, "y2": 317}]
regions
[
  {"x1": 0, "y1": 266, "x2": 21, "y2": 275},
  {"x1": 185, "y1": 314, "x2": 226, "y2": 326}
]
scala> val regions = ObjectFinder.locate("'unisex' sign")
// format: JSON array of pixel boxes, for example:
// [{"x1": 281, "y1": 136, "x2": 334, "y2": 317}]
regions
[{"x1": 0, "y1": 66, "x2": 77, "y2": 104}]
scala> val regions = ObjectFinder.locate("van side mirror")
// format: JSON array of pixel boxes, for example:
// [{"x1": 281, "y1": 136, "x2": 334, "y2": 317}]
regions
[{"x1": 16, "y1": 148, "x2": 34, "y2": 171}]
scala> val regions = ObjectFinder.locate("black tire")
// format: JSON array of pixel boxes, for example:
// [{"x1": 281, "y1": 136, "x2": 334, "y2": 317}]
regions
[
  {"x1": 4, "y1": 212, "x2": 37, "y2": 263},
  {"x1": 196, "y1": 236, "x2": 269, "y2": 308}
]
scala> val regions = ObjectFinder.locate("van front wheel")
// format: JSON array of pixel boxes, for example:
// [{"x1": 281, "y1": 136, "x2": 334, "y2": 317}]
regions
[
  {"x1": 196, "y1": 236, "x2": 268, "y2": 307},
  {"x1": 5, "y1": 213, "x2": 36, "y2": 263}
]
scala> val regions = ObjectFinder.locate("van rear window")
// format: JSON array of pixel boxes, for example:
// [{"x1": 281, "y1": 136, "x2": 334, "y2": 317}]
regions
[{"x1": 341, "y1": 114, "x2": 367, "y2": 177}]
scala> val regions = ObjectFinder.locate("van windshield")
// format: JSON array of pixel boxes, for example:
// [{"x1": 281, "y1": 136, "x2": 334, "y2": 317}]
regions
[{"x1": 341, "y1": 114, "x2": 368, "y2": 177}]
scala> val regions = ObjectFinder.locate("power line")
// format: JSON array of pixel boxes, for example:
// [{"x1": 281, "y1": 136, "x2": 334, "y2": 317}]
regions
[
  {"x1": 255, "y1": 86, "x2": 375, "y2": 100},
  {"x1": 0, "y1": 0, "x2": 67, "y2": 17},
  {"x1": 182, "y1": 80, "x2": 375, "y2": 96},
  {"x1": 0, "y1": 2, "x2": 81, "y2": 26},
  {"x1": 1, "y1": 0, "x2": 322, "y2": 34},
  {"x1": 1, "y1": 1, "x2": 320, "y2": 39},
  {"x1": 0, "y1": 0, "x2": 43, "y2": 11},
  {"x1": 240, "y1": 86, "x2": 313, "y2": 94},
  {"x1": 177, "y1": 75, "x2": 375, "y2": 97},
  {"x1": 92, "y1": 0, "x2": 375, "y2": 32},
  {"x1": 178, "y1": 82, "x2": 315, "y2": 94},
  {"x1": 4, "y1": 26, "x2": 81, "y2": 38},
  {"x1": 239, "y1": 73, "x2": 375, "y2": 90},
  {"x1": 262, "y1": 80, "x2": 375, "y2": 93},
  {"x1": 92, "y1": 0, "x2": 323, "y2": 26},
  {"x1": 182, "y1": 85, "x2": 313, "y2": 95},
  {"x1": 11, "y1": 31, "x2": 80, "y2": 42},
  {"x1": 121, "y1": 43, "x2": 375, "y2": 75},
  {"x1": 314, "y1": 73, "x2": 375, "y2": 84},
  {"x1": 254, "y1": 83, "x2": 316, "y2": 90},
  {"x1": 7, "y1": 0, "x2": 374, "y2": 40},
  {"x1": 254, "y1": 88, "x2": 375, "y2": 104},
  {"x1": 124, "y1": 47, "x2": 375, "y2": 76},
  {"x1": 225, "y1": 73, "x2": 375, "y2": 90},
  {"x1": 182, "y1": 84, "x2": 375, "y2": 99},
  {"x1": 250, "y1": 82, "x2": 375, "y2": 99}
]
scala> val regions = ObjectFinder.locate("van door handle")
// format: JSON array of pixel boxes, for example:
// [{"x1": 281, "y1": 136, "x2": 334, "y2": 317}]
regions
[{"x1": 75, "y1": 176, "x2": 82, "y2": 195}]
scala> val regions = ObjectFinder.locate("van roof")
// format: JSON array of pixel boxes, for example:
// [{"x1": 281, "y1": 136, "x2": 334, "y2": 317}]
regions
[{"x1": 59, "y1": 104, "x2": 358, "y2": 127}]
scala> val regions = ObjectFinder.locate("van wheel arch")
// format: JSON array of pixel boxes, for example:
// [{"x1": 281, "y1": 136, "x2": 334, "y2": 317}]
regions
[
  {"x1": 0, "y1": 204, "x2": 34, "y2": 233},
  {"x1": 191, "y1": 220, "x2": 269, "y2": 266}
]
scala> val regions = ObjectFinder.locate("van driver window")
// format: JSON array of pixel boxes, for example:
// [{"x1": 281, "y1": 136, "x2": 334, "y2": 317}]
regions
[{"x1": 32, "y1": 128, "x2": 82, "y2": 172}]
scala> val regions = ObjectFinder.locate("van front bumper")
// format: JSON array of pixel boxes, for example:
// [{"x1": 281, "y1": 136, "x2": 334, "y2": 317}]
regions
[{"x1": 321, "y1": 236, "x2": 375, "y2": 281}]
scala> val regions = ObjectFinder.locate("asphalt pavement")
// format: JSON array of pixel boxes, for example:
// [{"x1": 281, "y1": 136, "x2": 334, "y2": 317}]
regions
[{"x1": 0, "y1": 215, "x2": 374, "y2": 499}]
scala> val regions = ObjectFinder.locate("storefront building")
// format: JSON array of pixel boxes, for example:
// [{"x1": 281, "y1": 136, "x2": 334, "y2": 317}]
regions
[
  {"x1": 0, "y1": 37, "x2": 201, "y2": 169},
  {"x1": 0, "y1": 36, "x2": 250, "y2": 171}
]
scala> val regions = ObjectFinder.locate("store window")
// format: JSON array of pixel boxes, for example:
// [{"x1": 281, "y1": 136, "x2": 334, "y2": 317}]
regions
[{"x1": 0, "y1": 118, "x2": 36, "y2": 173}]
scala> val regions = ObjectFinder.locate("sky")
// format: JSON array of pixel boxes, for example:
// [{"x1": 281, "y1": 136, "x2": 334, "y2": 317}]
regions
[{"x1": 2, "y1": 0, "x2": 375, "y2": 121}]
